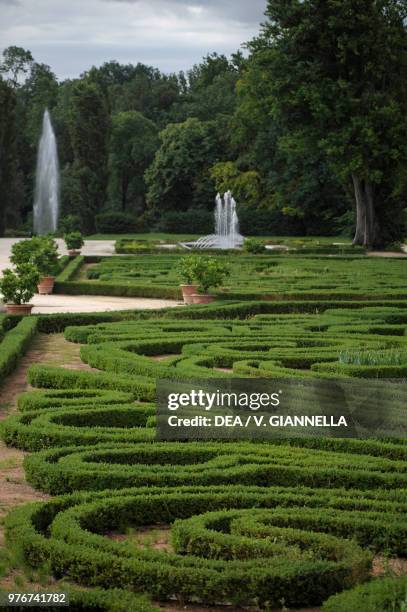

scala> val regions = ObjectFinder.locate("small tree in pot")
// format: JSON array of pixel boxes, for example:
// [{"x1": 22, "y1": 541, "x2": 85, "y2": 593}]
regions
[
  {"x1": 11, "y1": 236, "x2": 59, "y2": 294},
  {"x1": 178, "y1": 256, "x2": 229, "y2": 304},
  {"x1": 177, "y1": 256, "x2": 199, "y2": 304},
  {"x1": 64, "y1": 231, "x2": 84, "y2": 256},
  {"x1": 191, "y1": 257, "x2": 229, "y2": 304},
  {"x1": 31, "y1": 237, "x2": 59, "y2": 294},
  {"x1": 0, "y1": 264, "x2": 40, "y2": 315}
]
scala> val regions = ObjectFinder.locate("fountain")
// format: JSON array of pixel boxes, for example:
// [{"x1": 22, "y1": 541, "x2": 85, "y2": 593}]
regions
[
  {"x1": 33, "y1": 109, "x2": 60, "y2": 235},
  {"x1": 183, "y1": 191, "x2": 244, "y2": 249}
]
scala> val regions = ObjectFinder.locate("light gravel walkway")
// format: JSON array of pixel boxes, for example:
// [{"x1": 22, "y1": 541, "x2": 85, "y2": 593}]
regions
[
  {"x1": 30, "y1": 294, "x2": 181, "y2": 313},
  {"x1": 0, "y1": 238, "x2": 181, "y2": 313},
  {"x1": 0, "y1": 238, "x2": 115, "y2": 272}
]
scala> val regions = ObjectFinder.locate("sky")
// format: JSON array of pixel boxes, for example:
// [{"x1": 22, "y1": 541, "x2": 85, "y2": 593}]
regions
[{"x1": 0, "y1": 0, "x2": 267, "y2": 80}]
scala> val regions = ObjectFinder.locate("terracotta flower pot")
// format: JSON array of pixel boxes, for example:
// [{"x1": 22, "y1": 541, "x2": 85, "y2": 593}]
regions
[
  {"x1": 190, "y1": 294, "x2": 215, "y2": 305},
  {"x1": 37, "y1": 276, "x2": 55, "y2": 295},
  {"x1": 68, "y1": 249, "x2": 81, "y2": 257},
  {"x1": 5, "y1": 303, "x2": 34, "y2": 315},
  {"x1": 180, "y1": 284, "x2": 198, "y2": 305}
]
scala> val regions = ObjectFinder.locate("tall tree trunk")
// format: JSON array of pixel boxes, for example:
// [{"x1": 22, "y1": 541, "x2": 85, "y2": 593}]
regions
[
  {"x1": 351, "y1": 174, "x2": 377, "y2": 248},
  {"x1": 352, "y1": 173, "x2": 366, "y2": 245}
]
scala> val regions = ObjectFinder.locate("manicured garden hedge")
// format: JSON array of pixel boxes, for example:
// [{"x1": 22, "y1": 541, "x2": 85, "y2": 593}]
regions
[
  {"x1": 52, "y1": 253, "x2": 407, "y2": 301},
  {"x1": 4, "y1": 484, "x2": 382, "y2": 607},
  {"x1": 0, "y1": 317, "x2": 38, "y2": 385},
  {"x1": 322, "y1": 576, "x2": 407, "y2": 611},
  {"x1": 23, "y1": 441, "x2": 407, "y2": 495},
  {"x1": 1, "y1": 258, "x2": 407, "y2": 609},
  {"x1": 1, "y1": 403, "x2": 155, "y2": 451}
]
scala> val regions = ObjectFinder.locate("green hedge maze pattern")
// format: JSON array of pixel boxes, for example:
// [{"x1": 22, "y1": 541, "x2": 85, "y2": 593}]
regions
[
  {"x1": 1, "y1": 298, "x2": 407, "y2": 609},
  {"x1": 56, "y1": 253, "x2": 407, "y2": 301}
]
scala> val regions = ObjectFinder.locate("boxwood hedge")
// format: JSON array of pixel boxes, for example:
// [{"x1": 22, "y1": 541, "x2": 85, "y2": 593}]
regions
[{"x1": 4, "y1": 485, "x2": 385, "y2": 607}]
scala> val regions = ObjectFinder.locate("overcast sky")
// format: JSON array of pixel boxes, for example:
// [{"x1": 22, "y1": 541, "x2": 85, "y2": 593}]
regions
[{"x1": 0, "y1": 0, "x2": 267, "y2": 80}]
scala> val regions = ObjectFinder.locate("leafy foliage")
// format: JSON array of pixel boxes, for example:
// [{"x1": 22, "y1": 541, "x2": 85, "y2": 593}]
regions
[
  {"x1": 64, "y1": 231, "x2": 84, "y2": 251},
  {"x1": 0, "y1": 264, "x2": 40, "y2": 304}
]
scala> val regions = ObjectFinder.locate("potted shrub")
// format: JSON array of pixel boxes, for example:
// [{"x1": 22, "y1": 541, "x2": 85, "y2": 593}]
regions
[
  {"x1": 243, "y1": 238, "x2": 266, "y2": 254},
  {"x1": 190, "y1": 257, "x2": 229, "y2": 304},
  {"x1": 11, "y1": 236, "x2": 60, "y2": 295},
  {"x1": 64, "y1": 231, "x2": 84, "y2": 256},
  {"x1": 177, "y1": 256, "x2": 199, "y2": 304},
  {"x1": 10, "y1": 237, "x2": 41, "y2": 267},
  {"x1": 32, "y1": 237, "x2": 59, "y2": 294},
  {"x1": 0, "y1": 264, "x2": 40, "y2": 315}
]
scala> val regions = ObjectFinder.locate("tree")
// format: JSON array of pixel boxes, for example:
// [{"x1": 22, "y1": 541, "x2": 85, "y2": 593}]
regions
[
  {"x1": 0, "y1": 78, "x2": 17, "y2": 235},
  {"x1": 145, "y1": 118, "x2": 219, "y2": 213},
  {"x1": 0, "y1": 46, "x2": 33, "y2": 87},
  {"x1": 22, "y1": 63, "x2": 59, "y2": 147},
  {"x1": 67, "y1": 80, "x2": 110, "y2": 232},
  {"x1": 210, "y1": 161, "x2": 262, "y2": 208},
  {"x1": 109, "y1": 111, "x2": 159, "y2": 211},
  {"x1": 176, "y1": 53, "x2": 244, "y2": 121},
  {"x1": 117, "y1": 64, "x2": 181, "y2": 126},
  {"x1": 246, "y1": 0, "x2": 407, "y2": 247}
]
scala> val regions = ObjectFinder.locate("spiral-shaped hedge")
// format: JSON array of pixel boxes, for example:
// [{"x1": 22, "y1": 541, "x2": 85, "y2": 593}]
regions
[
  {"x1": 8, "y1": 483, "x2": 402, "y2": 607},
  {"x1": 23, "y1": 442, "x2": 407, "y2": 495}
]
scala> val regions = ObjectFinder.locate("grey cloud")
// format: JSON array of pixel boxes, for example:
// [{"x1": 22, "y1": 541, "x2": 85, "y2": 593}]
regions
[
  {"x1": 0, "y1": 0, "x2": 264, "y2": 79},
  {"x1": 100, "y1": 0, "x2": 266, "y2": 24}
]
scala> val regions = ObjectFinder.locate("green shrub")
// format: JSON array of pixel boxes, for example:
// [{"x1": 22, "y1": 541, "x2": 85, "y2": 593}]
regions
[
  {"x1": 243, "y1": 238, "x2": 266, "y2": 254},
  {"x1": 11, "y1": 237, "x2": 60, "y2": 277},
  {"x1": 95, "y1": 211, "x2": 144, "y2": 233},
  {"x1": 322, "y1": 577, "x2": 407, "y2": 611},
  {"x1": 0, "y1": 317, "x2": 38, "y2": 384},
  {"x1": 177, "y1": 255, "x2": 229, "y2": 293},
  {"x1": 22, "y1": 441, "x2": 407, "y2": 496},
  {"x1": 155, "y1": 209, "x2": 212, "y2": 233},
  {"x1": 339, "y1": 349, "x2": 407, "y2": 366},
  {"x1": 64, "y1": 231, "x2": 84, "y2": 251},
  {"x1": 51, "y1": 253, "x2": 407, "y2": 302},
  {"x1": 0, "y1": 265, "x2": 40, "y2": 304},
  {"x1": 5, "y1": 485, "x2": 379, "y2": 608},
  {"x1": 55, "y1": 256, "x2": 84, "y2": 283},
  {"x1": 58, "y1": 214, "x2": 81, "y2": 234},
  {"x1": 10, "y1": 237, "x2": 42, "y2": 268},
  {"x1": 31, "y1": 237, "x2": 60, "y2": 277}
]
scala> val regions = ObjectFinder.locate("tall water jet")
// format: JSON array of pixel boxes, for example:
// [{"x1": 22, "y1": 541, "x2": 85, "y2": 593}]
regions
[
  {"x1": 33, "y1": 109, "x2": 60, "y2": 235},
  {"x1": 183, "y1": 191, "x2": 244, "y2": 249}
]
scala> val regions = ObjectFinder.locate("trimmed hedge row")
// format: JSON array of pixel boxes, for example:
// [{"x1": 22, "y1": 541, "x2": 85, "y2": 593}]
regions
[
  {"x1": 22, "y1": 441, "x2": 407, "y2": 495},
  {"x1": 322, "y1": 576, "x2": 407, "y2": 611},
  {"x1": 22, "y1": 298, "x2": 407, "y2": 335},
  {"x1": 1, "y1": 403, "x2": 155, "y2": 451},
  {"x1": 6, "y1": 484, "x2": 398, "y2": 607},
  {"x1": 54, "y1": 255, "x2": 84, "y2": 283},
  {"x1": 17, "y1": 388, "x2": 134, "y2": 411},
  {"x1": 10, "y1": 380, "x2": 407, "y2": 461},
  {"x1": 27, "y1": 364, "x2": 155, "y2": 400},
  {"x1": 52, "y1": 253, "x2": 407, "y2": 301},
  {"x1": 0, "y1": 317, "x2": 38, "y2": 385},
  {"x1": 54, "y1": 279, "x2": 181, "y2": 300},
  {"x1": 62, "y1": 312, "x2": 407, "y2": 382}
]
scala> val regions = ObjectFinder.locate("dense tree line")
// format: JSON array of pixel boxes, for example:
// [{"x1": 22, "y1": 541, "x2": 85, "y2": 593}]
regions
[{"x1": 0, "y1": 0, "x2": 406, "y2": 246}]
